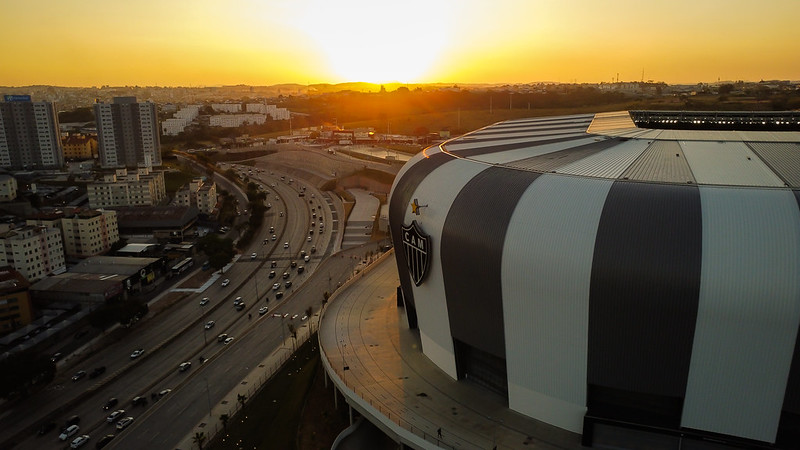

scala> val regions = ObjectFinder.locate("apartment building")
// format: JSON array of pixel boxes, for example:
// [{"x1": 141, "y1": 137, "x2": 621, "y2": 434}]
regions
[
  {"x1": 0, "y1": 225, "x2": 65, "y2": 282},
  {"x1": 27, "y1": 208, "x2": 119, "y2": 258},
  {"x1": 87, "y1": 167, "x2": 166, "y2": 209},
  {"x1": 0, "y1": 95, "x2": 64, "y2": 169},
  {"x1": 209, "y1": 114, "x2": 266, "y2": 127},
  {"x1": 62, "y1": 133, "x2": 98, "y2": 160},
  {"x1": 0, "y1": 175, "x2": 17, "y2": 202},
  {"x1": 174, "y1": 177, "x2": 217, "y2": 215},
  {"x1": 94, "y1": 97, "x2": 161, "y2": 168},
  {"x1": 0, "y1": 267, "x2": 32, "y2": 332}
]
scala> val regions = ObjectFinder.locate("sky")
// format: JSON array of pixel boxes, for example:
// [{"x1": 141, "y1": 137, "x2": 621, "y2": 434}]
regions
[{"x1": 1, "y1": 0, "x2": 799, "y2": 87}]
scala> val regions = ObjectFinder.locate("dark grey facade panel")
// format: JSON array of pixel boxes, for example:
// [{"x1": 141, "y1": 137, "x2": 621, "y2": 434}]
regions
[
  {"x1": 441, "y1": 166, "x2": 541, "y2": 359},
  {"x1": 449, "y1": 130, "x2": 585, "y2": 147},
  {"x1": 588, "y1": 181, "x2": 702, "y2": 397},
  {"x1": 445, "y1": 134, "x2": 588, "y2": 158},
  {"x1": 389, "y1": 152, "x2": 452, "y2": 327},
  {"x1": 747, "y1": 142, "x2": 800, "y2": 188},
  {"x1": 508, "y1": 138, "x2": 620, "y2": 173},
  {"x1": 468, "y1": 123, "x2": 591, "y2": 137},
  {"x1": 621, "y1": 140, "x2": 696, "y2": 184},
  {"x1": 783, "y1": 189, "x2": 800, "y2": 416},
  {"x1": 495, "y1": 114, "x2": 595, "y2": 127}
]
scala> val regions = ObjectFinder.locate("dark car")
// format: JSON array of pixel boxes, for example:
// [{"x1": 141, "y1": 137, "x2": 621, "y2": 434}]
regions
[
  {"x1": 89, "y1": 366, "x2": 106, "y2": 379},
  {"x1": 103, "y1": 398, "x2": 118, "y2": 410},
  {"x1": 131, "y1": 396, "x2": 147, "y2": 407},
  {"x1": 96, "y1": 434, "x2": 115, "y2": 449},
  {"x1": 36, "y1": 421, "x2": 56, "y2": 436},
  {"x1": 290, "y1": 261, "x2": 297, "y2": 268},
  {"x1": 271, "y1": 260, "x2": 277, "y2": 268},
  {"x1": 297, "y1": 266, "x2": 304, "y2": 274},
  {"x1": 65, "y1": 415, "x2": 80, "y2": 428},
  {"x1": 71, "y1": 371, "x2": 87, "y2": 382}
]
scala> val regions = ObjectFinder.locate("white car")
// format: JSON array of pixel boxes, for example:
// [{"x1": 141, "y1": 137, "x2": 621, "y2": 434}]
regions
[
  {"x1": 116, "y1": 416, "x2": 134, "y2": 430},
  {"x1": 224, "y1": 337, "x2": 234, "y2": 345},
  {"x1": 234, "y1": 296, "x2": 243, "y2": 305},
  {"x1": 258, "y1": 306, "x2": 269, "y2": 315},
  {"x1": 304, "y1": 255, "x2": 310, "y2": 262},
  {"x1": 199, "y1": 297, "x2": 209, "y2": 306},
  {"x1": 130, "y1": 349, "x2": 144, "y2": 359},
  {"x1": 291, "y1": 314, "x2": 299, "y2": 320},
  {"x1": 106, "y1": 409, "x2": 125, "y2": 423},
  {"x1": 70, "y1": 434, "x2": 90, "y2": 448},
  {"x1": 301, "y1": 315, "x2": 308, "y2": 321},
  {"x1": 179, "y1": 362, "x2": 192, "y2": 372},
  {"x1": 272, "y1": 283, "x2": 280, "y2": 290},
  {"x1": 204, "y1": 320, "x2": 215, "y2": 329},
  {"x1": 59, "y1": 424, "x2": 79, "y2": 441},
  {"x1": 283, "y1": 242, "x2": 289, "y2": 249},
  {"x1": 307, "y1": 236, "x2": 312, "y2": 242},
  {"x1": 221, "y1": 279, "x2": 230, "y2": 287},
  {"x1": 251, "y1": 252, "x2": 257, "y2": 259}
]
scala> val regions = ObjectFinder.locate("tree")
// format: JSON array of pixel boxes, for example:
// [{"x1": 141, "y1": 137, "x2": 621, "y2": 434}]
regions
[
  {"x1": 718, "y1": 84, "x2": 734, "y2": 95},
  {"x1": 237, "y1": 393, "x2": 247, "y2": 409},
  {"x1": 192, "y1": 431, "x2": 206, "y2": 450},
  {"x1": 322, "y1": 291, "x2": 330, "y2": 306}
]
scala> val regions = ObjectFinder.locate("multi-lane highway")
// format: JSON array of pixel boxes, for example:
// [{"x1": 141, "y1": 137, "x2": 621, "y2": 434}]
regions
[{"x1": 0, "y1": 163, "x2": 353, "y2": 450}]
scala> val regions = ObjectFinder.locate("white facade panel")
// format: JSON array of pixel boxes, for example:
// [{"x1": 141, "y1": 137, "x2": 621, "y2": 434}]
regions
[
  {"x1": 445, "y1": 133, "x2": 587, "y2": 153},
  {"x1": 682, "y1": 187, "x2": 800, "y2": 442},
  {"x1": 681, "y1": 141, "x2": 784, "y2": 187},
  {"x1": 405, "y1": 158, "x2": 488, "y2": 380},
  {"x1": 502, "y1": 174, "x2": 613, "y2": 433},
  {"x1": 556, "y1": 139, "x2": 648, "y2": 179}
]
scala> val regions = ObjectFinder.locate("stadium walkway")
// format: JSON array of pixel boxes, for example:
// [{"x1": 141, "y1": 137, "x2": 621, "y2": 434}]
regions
[{"x1": 318, "y1": 253, "x2": 583, "y2": 450}]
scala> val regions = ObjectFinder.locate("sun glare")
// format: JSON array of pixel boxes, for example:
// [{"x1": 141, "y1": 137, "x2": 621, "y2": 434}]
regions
[{"x1": 294, "y1": 0, "x2": 451, "y2": 83}]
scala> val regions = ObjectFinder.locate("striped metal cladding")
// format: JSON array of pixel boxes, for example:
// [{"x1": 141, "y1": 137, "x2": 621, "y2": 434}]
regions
[
  {"x1": 441, "y1": 166, "x2": 541, "y2": 359},
  {"x1": 681, "y1": 140, "x2": 785, "y2": 187},
  {"x1": 681, "y1": 187, "x2": 800, "y2": 443},
  {"x1": 507, "y1": 138, "x2": 621, "y2": 173},
  {"x1": 621, "y1": 140, "x2": 696, "y2": 184},
  {"x1": 588, "y1": 181, "x2": 702, "y2": 398},
  {"x1": 389, "y1": 152, "x2": 451, "y2": 326},
  {"x1": 747, "y1": 142, "x2": 800, "y2": 187},
  {"x1": 557, "y1": 139, "x2": 649, "y2": 179},
  {"x1": 444, "y1": 133, "x2": 587, "y2": 157}
]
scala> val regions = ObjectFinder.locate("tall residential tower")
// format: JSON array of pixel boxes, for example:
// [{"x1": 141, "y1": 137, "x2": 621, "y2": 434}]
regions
[
  {"x1": 94, "y1": 96, "x2": 161, "y2": 168},
  {"x1": 0, "y1": 95, "x2": 63, "y2": 170}
]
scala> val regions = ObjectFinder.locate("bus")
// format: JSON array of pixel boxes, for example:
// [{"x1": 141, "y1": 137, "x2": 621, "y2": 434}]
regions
[{"x1": 171, "y1": 257, "x2": 194, "y2": 275}]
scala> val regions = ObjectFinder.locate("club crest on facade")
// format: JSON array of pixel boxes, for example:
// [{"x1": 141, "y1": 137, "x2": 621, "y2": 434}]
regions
[{"x1": 401, "y1": 220, "x2": 431, "y2": 286}]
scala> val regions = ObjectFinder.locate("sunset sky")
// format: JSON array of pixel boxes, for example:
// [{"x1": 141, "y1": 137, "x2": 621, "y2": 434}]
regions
[{"x1": 2, "y1": 0, "x2": 798, "y2": 87}]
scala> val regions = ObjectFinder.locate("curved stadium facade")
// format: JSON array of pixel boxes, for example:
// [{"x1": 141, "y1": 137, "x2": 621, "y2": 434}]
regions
[{"x1": 389, "y1": 111, "x2": 800, "y2": 449}]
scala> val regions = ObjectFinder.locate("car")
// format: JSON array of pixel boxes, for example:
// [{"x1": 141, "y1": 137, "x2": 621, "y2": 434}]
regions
[
  {"x1": 221, "y1": 278, "x2": 230, "y2": 287},
  {"x1": 291, "y1": 314, "x2": 299, "y2": 320},
  {"x1": 158, "y1": 389, "x2": 171, "y2": 398},
  {"x1": 271, "y1": 260, "x2": 277, "y2": 268},
  {"x1": 205, "y1": 320, "x2": 215, "y2": 329},
  {"x1": 95, "y1": 434, "x2": 115, "y2": 449},
  {"x1": 269, "y1": 270, "x2": 276, "y2": 278},
  {"x1": 199, "y1": 297, "x2": 209, "y2": 306},
  {"x1": 131, "y1": 396, "x2": 147, "y2": 407},
  {"x1": 285, "y1": 280, "x2": 293, "y2": 288},
  {"x1": 263, "y1": 239, "x2": 268, "y2": 244},
  {"x1": 307, "y1": 236, "x2": 312, "y2": 242},
  {"x1": 59, "y1": 424, "x2": 79, "y2": 441},
  {"x1": 282, "y1": 313, "x2": 289, "y2": 318},
  {"x1": 37, "y1": 421, "x2": 56, "y2": 436},
  {"x1": 300, "y1": 250, "x2": 307, "y2": 257},
  {"x1": 50, "y1": 352, "x2": 63, "y2": 362},
  {"x1": 89, "y1": 367, "x2": 106, "y2": 378},
  {"x1": 235, "y1": 302, "x2": 245, "y2": 311},
  {"x1": 283, "y1": 242, "x2": 289, "y2": 249},
  {"x1": 309, "y1": 229, "x2": 314, "y2": 235},
  {"x1": 312, "y1": 212, "x2": 317, "y2": 218},
  {"x1": 282, "y1": 272, "x2": 290, "y2": 279},
  {"x1": 272, "y1": 282, "x2": 280, "y2": 290},
  {"x1": 301, "y1": 315, "x2": 308, "y2": 321},
  {"x1": 103, "y1": 398, "x2": 118, "y2": 410},
  {"x1": 297, "y1": 266, "x2": 305, "y2": 274},
  {"x1": 304, "y1": 255, "x2": 310, "y2": 262},
  {"x1": 271, "y1": 234, "x2": 277, "y2": 241},
  {"x1": 269, "y1": 226, "x2": 275, "y2": 233},
  {"x1": 70, "y1": 434, "x2": 90, "y2": 448},
  {"x1": 290, "y1": 260, "x2": 297, "y2": 268},
  {"x1": 275, "y1": 291, "x2": 284, "y2": 299},
  {"x1": 279, "y1": 212, "x2": 284, "y2": 217},
  {"x1": 71, "y1": 370, "x2": 87, "y2": 382},
  {"x1": 217, "y1": 333, "x2": 228, "y2": 342},
  {"x1": 178, "y1": 362, "x2": 192, "y2": 372},
  {"x1": 310, "y1": 222, "x2": 315, "y2": 228},
  {"x1": 106, "y1": 409, "x2": 125, "y2": 423},
  {"x1": 233, "y1": 296, "x2": 243, "y2": 305},
  {"x1": 251, "y1": 252, "x2": 257, "y2": 259},
  {"x1": 116, "y1": 416, "x2": 134, "y2": 430},
  {"x1": 311, "y1": 246, "x2": 316, "y2": 253},
  {"x1": 130, "y1": 349, "x2": 144, "y2": 359},
  {"x1": 258, "y1": 306, "x2": 269, "y2": 315},
  {"x1": 224, "y1": 337, "x2": 234, "y2": 345}
]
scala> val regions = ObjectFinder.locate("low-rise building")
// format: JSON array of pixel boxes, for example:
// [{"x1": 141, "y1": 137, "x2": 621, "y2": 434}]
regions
[
  {"x1": 27, "y1": 208, "x2": 120, "y2": 258},
  {"x1": 0, "y1": 225, "x2": 65, "y2": 282},
  {"x1": 62, "y1": 133, "x2": 98, "y2": 160},
  {"x1": 114, "y1": 205, "x2": 198, "y2": 242},
  {"x1": 209, "y1": 114, "x2": 266, "y2": 128},
  {"x1": 175, "y1": 177, "x2": 217, "y2": 215},
  {"x1": 0, "y1": 267, "x2": 32, "y2": 333},
  {"x1": 87, "y1": 167, "x2": 166, "y2": 209}
]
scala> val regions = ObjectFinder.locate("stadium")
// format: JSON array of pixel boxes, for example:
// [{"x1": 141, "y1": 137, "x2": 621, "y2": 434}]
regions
[{"x1": 388, "y1": 111, "x2": 800, "y2": 449}]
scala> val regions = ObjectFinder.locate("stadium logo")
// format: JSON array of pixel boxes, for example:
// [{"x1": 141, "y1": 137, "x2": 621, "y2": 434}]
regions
[{"x1": 402, "y1": 221, "x2": 430, "y2": 286}]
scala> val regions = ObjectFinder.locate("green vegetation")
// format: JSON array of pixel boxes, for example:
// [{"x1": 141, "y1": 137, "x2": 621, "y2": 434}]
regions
[
  {"x1": 197, "y1": 234, "x2": 235, "y2": 271},
  {"x1": 0, "y1": 350, "x2": 56, "y2": 399},
  {"x1": 88, "y1": 300, "x2": 149, "y2": 330},
  {"x1": 163, "y1": 164, "x2": 197, "y2": 192}
]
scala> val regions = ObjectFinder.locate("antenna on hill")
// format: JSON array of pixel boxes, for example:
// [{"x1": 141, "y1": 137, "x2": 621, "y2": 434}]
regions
[{"x1": 641, "y1": 69, "x2": 645, "y2": 83}]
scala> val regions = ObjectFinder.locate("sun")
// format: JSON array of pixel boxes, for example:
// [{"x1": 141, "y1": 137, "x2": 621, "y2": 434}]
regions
[{"x1": 295, "y1": 0, "x2": 451, "y2": 83}]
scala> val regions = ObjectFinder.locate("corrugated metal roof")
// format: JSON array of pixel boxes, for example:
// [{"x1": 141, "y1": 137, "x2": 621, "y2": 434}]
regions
[
  {"x1": 507, "y1": 138, "x2": 620, "y2": 173},
  {"x1": 747, "y1": 142, "x2": 800, "y2": 187},
  {"x1": 681, "y1": 141, "x2": 784, "y2": 187},
  {"x1": 557, "y1": 139, "x2": 649, "y2": 179},
  {"x1": 621, "y1": 140, "x2": 696, "y2": 184}
]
